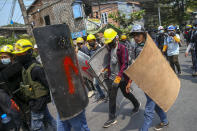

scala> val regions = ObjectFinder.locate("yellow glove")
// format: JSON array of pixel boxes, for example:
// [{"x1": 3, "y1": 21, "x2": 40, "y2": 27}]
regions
[
  {"x1": 173, "y1": 36, "x2": 180, "y2": 43},
  {"x1": 162, "y1": 45, "x2": 168, "y2": 52},
  {"x1": 114, "y1": 76, "x2": 121, "y2": 84}
]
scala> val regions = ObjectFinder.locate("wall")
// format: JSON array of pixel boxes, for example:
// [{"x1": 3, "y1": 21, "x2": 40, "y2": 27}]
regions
[{"x1": 27, "y1": 0, "x2": 85, "y2": 34}]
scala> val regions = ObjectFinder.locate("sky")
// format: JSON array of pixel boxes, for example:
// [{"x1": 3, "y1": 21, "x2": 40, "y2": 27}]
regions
[{"x1": 0, "y1": 0, "x2": 34, "y2": 26}]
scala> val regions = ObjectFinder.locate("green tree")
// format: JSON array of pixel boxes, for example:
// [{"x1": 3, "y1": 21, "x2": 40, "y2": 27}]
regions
[
  {"x1": 108, "y1": 10, "x2": 145, "y2": 33},
  {"x1": 159, "y1": 0, "x2": 197, "y2": 27}
]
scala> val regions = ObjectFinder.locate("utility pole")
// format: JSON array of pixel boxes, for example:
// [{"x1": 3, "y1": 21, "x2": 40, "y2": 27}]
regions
[
  {"x1": 157, "y1": 0, "x2": 161, "y2": 26},
  {"x1": 18, "y1": 0, "x2": 32, "y2": 35}
]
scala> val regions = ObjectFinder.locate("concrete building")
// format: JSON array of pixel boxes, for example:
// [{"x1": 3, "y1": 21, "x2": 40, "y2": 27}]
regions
[
  {"x1": 27, "y1": 0, "x2": 87, "y2": 39},
  {"x1": 89, "y1": 1, "x2": 143, "y2": 27},
  {"x1": 0, "y1": 27, "x2": 27, "y2": 37}
]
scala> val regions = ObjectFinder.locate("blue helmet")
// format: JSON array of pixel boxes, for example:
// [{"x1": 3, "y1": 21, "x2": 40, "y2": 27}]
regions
[{"x1": 167, "y1": 25, "x2": 175, "y2": 31}]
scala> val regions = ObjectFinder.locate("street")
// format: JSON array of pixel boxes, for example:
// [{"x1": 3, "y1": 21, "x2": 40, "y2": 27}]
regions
[{"x1": 83, "y1": 45, "x2": 197, "y2": 131}]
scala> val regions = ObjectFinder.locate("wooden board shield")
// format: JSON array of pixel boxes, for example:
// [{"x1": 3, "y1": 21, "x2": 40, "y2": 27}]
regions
[
  {"x1": 124, "y1": 34, "x2": 180, "y2": 112},
  {"x1": 77, "y1": 51, "x2": 94, "y2": 81},
  {"x1": 33, "y1": 24, "x2": 88, "y2": 120}
]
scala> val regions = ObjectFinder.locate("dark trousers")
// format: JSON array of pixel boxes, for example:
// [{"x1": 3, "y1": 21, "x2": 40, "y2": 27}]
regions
[
  {"x1": 167, "y1": 55, "x2": 181, "y2": 73},
  {"x1": 106, "y1": 79, "x2": 140, "y2": 119},
  {"x1": 83, "y1": 77, "x2": 95, "y2": 91}
]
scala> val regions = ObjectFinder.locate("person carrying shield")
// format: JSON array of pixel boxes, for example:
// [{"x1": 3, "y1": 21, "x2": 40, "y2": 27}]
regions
[
  {"x1": 12, "y1": 39, "x2": 56, "y2": 131},
  {"x1": 76, "y1": 37, "x2": 95, "y2": 98},
  {"x1": 102, "y1": 28, "x2": 140, "y2": 128},
  {"x1": 127, "y1": 24, "x2": 169, "y2": 131},
  {"x1": 86, "y1": 34, "x2": 105, "y2": 101}
]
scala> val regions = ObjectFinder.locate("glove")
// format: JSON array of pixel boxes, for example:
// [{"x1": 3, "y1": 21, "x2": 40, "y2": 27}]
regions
[{"x1": 112, "y1": 76, "x2": 121, "y2": 88}]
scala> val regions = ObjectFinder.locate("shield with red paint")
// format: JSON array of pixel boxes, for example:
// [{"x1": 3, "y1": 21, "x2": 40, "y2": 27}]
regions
[
  {"x1": 33, "y1": 24, "x2": 88, "y2": 120},
  {"x1": 77, "y1": 50, "x2": 94, "y2": 81}
]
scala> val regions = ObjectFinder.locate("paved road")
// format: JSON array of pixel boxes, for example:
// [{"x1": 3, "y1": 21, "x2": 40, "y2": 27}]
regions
[
  {"x1": 49, "y1": 46, "x2": 197, "y2": 131},
  {"x1": 85, "y1": 46, "x2": 197, "y2": 131}
]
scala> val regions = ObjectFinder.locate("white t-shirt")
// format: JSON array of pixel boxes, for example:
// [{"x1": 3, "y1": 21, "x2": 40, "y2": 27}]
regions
[{"x1": 164, "y1": 34, "x2": 180, "y2": 56}]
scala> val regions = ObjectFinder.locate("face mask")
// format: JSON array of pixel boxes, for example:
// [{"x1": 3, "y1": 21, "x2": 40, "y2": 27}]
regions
[
  {"x1": 108, "y1": 40, "x2": 116, "y2": 49},
  {"x1": 1, "y1": 58, "x2": 11, "y2": 65},
  {"x1": 89, "y1": 42, "x2": 95, "y2": 48},
  {"x1": 160, "y1": 30, "x2": 164, "y2": 33}
]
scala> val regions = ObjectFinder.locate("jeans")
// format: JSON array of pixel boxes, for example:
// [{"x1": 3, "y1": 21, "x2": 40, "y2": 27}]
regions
[
  {"x1": 140, "y1": 94, "x2": 168, "y2": 131},
  {"x1": 93, "y1": 78, "x2": 105, "y2": 97},
  {"x1": 57, "y1": 110, "x2": 90, "y2": 131},
  {"x1": 106, "y1": 79, "x2": 140, "y2": 119},
  {"x1": 31, "y1": 107, "x2": 56, "y2": 131},
  {"x1": 191, "y1": 50, "x2": 197, "y2": 72},
  {"x1": 167, "y1": 55, "x2": 181, "y2": 73}
]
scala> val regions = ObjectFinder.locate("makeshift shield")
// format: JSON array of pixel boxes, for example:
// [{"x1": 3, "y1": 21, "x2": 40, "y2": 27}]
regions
[
  {"x1": 124, "y1": 34, "x2": 180, "y2": 112},
  {"x1": 77, "y1": 51, "x2": 94, "y2": 81},
  {"x1": 88, "y1": 46, "x2": 109, "y2": 91},
  {"x1": 33, "y1": 24, "x2": 88, "y2": 120}
]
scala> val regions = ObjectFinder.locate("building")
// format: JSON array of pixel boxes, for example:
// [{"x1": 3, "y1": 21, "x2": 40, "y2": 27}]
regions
[
  {"x1": 0, "y1": 27, "x2": 27, "y2": 37},
  {"x1": 89, "y1": 1, "x2": 143, "y2": 27},
  {"x1": 27, "y1": 0, "x2": 88, "y2": 39}
]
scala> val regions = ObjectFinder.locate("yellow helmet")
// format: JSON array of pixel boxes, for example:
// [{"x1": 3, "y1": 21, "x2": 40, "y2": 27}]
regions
[
  {"x1": 104, "y1": 28, "x2": 117, "y2": 44},
  {"x1": 13, "y1": 39, "x2": 33, "y2": 54},
  {"x1": 0, "y1": 45, "x2": 14, "y2": 54},
  {"x1": 76, "y1": 37, "x2": 84, "y2": 44},
  {"x1": 186, "y1": 25, "x2": 192, "y2": 29},
  {"x1": 87, "y1": 34, "x2": 96, "y2": 41},
  {"x1": 121, "y1": 34, "x2": 127, "y2": 40}
]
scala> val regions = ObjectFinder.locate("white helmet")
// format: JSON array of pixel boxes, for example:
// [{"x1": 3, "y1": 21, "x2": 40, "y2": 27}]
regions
[{"x1": 158, "y1": 26, "x2": 164, "y2": 31}]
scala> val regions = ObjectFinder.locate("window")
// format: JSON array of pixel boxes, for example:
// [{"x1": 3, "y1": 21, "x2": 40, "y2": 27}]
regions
[
  {"x1": 101, "y1": 12, "x2": 108, "y2": 24},
  {"x1": 44, "y1": 15, "x2": 50, "y2": 25}
]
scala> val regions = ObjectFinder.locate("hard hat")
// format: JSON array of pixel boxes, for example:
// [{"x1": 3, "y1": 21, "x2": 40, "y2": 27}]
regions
[
  {"x1": 186, "y1": 25, "x2": 192, "y2": 29},
  {"x1": 167, "y1": 25, "x2": 175, "y2": 31},
  {"x1": 130, "y1": 24, "x2": 145, "y2": 35},
  {"x1": 76, "y1": 37, "x2": 84, "y2": 44},
  {"x1": 87, "y1": 34, "x2": 96, "y2": 41},
  {"x1": 0, "y1": 45, "x2": 13, "y2": 54},
  {"x1": 103, "y1": 28, "x2": 117, "y2": 44},
  {"x1": 12, "y1": 39, "x2": 33, "y2": 54},
  {"x1": 121, "y1": 34, "x2": 127, "y2": 40},
  {"x1": 158, "y1": 26, "x2": 164, "y2": 31}
]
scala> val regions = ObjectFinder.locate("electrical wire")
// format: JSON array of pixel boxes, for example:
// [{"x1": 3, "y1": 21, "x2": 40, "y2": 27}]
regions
[{"x1": 0, "y1": 0, "x2": 8, "y2": 11}]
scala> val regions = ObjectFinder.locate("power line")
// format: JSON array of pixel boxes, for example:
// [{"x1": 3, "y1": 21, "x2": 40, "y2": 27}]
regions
[
  {"x1": 7, "y1": 0, "x2": 17, "y2": 24},
  {"x1": 0, "y1": 0, "x2": 8, "y2": 11}
]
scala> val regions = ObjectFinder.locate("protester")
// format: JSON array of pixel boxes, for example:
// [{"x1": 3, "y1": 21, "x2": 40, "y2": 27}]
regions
[
  {"x1": 86, "y1": 34, "x2": 105, "y2": 101},
  {"x1": 163, "y1": 25, "x2": 181, "y2": 74},
  {"x1": 33, "y1": 44, "x2": 42, "y2": 64},
  {"x1": 126, "y1": 24, "x2": 169, "y2": 131},
  {"x1": 184, "y1": 25, "x2": 192, "y2": 46},
  {"x1": 102, "y1": 28, "x2": 140, "y2": 128},
  {"x1": 0, "y1": 45, "x2": 21, "y2": 130},
  {"x1": 156, "y1": 26, "x2": 166, "y2": 52},
  {"x1": 185, "y1": 22, "x2": 197, "y2": 76},
  {"x1": 12, "y1": 39, "x2": 56, "y2": 131},
  {"x1": 119, "y1": 34, "x2": 135, "y2": 65}
]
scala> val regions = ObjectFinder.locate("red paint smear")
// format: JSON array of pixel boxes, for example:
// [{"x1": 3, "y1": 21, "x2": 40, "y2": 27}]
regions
[
  {"x1": 64, "y1": 56, "x2": 79, "y2": 94},
  {"x1": 11, "y1": 99, "x2": 20, "y2": 112},
  {"x1": 82, "y1": 60, "x2": 92, "y2": 77}
]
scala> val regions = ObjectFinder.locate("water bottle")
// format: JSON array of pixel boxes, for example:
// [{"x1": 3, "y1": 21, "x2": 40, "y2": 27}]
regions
[{"x1": 1, "y1": 114, "x2": 11, "y2": 124}]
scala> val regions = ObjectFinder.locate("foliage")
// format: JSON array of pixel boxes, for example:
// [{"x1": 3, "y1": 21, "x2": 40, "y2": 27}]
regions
[
  {"x1": 0, "y1": 34, "x2": 35, "y2": 47},
  {"x1": 108, "y1": 10, "x2": 145, "y2": 34},
  {"x1": 2, "y1": 22, "x2": 25, "y2": 27},
  {"x1": 158, "y1": 0, "x2": 197, "y2": 27}
]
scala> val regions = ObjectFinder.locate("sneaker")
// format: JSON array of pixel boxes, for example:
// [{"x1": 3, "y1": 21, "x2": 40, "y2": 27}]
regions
[
  {"x1": 88, "y1": 91, "x2": 94, "y2": 98},
  {"x1": 154, "y1": 122, "x2": 169, "y2": 131},
  {"x1": 192, "y1": 72, "x2": 197, "y2": 76},
  {"x1": 103, "y1": 118, "x2": 117, "y2": 128},
  {"x1": 131, "y1": 102, "x2": 141, "y2": 115}
]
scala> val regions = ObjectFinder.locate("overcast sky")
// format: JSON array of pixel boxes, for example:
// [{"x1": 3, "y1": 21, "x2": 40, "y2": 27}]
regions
[{"x1": 0, "y1": 0, "x2": 34, "y2": 26}]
